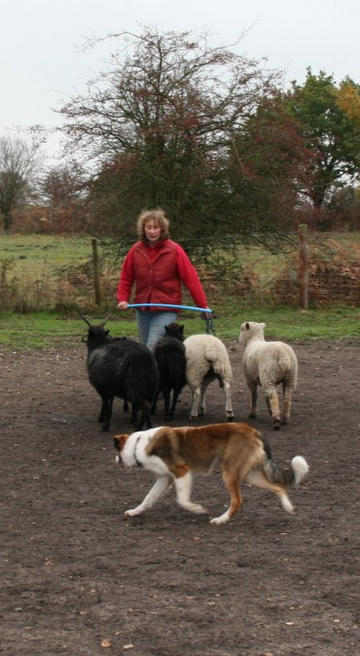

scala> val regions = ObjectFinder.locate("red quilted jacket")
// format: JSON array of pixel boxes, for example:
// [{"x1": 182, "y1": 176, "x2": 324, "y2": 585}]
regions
[{"x1": 116, "y1": 239, "x2": 208, "y2": 311}]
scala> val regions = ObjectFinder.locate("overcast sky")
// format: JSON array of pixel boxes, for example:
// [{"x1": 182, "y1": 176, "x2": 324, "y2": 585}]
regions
[{"x1": 2, "y1": 0, "x2": 359, "y2": 162}]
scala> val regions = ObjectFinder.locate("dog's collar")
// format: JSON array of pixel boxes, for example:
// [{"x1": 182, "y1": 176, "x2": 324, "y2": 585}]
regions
[{"x1": 134, "y1": 435, "x2": 143, "y2": 467}]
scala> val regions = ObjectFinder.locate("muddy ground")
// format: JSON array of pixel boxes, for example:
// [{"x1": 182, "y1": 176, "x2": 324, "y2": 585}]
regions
[{"x1": 1, "y1": 337, "x2": 360, "y2": 656}]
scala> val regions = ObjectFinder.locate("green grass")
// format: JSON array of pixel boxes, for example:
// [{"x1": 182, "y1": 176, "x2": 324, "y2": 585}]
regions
[
  {"x1": 1, "y1": 232, "x2": 360, "y2": 347},
  {"x1": 215, "y1": 304, "x2": 360, "y2": 340},
  {"x1": 2, "y1": 231, "x2": 360, "y2": 313},
  {"x1": 0, "y1": 233, "x2": 93, "y2": 277},
  {"x1": 0, "y1": 233, "x2": 116, "y2": 312},
  {"x1": 2, "y1": 231, "x2": 360, "y2": 281},
  {"x1": 0, "y1": 312, "x2": 137, "y2": 349},
  {"x1": 1, "y1": 305, "x2": 359, "y2": 350}
]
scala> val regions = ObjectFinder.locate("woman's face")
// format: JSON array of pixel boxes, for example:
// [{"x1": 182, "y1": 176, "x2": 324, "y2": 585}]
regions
[{"x1": 144, "y1": 220, "x2": 162, "y2": 243}]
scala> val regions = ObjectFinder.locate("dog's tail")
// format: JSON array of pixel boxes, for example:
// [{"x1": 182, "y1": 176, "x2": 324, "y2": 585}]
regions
[{"x1": 262, "y1": 439, "x2": 309, "y2": 488}]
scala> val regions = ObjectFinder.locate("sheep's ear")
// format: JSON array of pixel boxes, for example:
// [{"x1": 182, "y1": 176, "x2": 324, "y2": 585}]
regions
[
  {"x1": 261, "y1": 323, "x2": 266, "y2": 330},
  {"x1": 180, "y1": 325, "x2": 184, "y2": 333},
  {"x1": 245, "y1": 322, "x2": 250, "y2": 330}
]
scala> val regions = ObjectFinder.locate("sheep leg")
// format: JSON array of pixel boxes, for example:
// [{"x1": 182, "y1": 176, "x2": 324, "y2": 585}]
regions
[
  {"x1": 151, "y1": 390, "x2": 159, "y2": 415},
  {"x1": 169, "y1": 388, "x2": 180, "y2": 421},
  {"x1": 136, "y1": 401, "x2": 152, "y2": 431},
  {"x1": 124, "y1": 475, "x2": 172, "y2": 517},
  {"x1": 100, "y1": 396, "x2": 112, "y2": 431},
  {"x1": 163, "y1": 386, "x2": 171, "y2": 421},
  {"x1": 189, "y1": 387, "x2": 201, "y2": 420},
  {"x1": 98, "y1": 396, "x2": 113, "y2": 424},
  {"x1": 266, "y1": 388, "x2": 281, "y2": 430},
  {"x1": 223, "y1": 380, "x2": 234, "y2": 421},
  {"x1": 249, "y1": 383, "x2": 258, "y2": 418},
  {"x1": 98, "y1": 400, "x2": 106, "y2": 423},
  {"x1": 130, "y1": 404, "x2": 138, "y2": 425},
  {"x1": 265, "y1": 396, "x2": 272, "y2": 416},
  {"x1": 199, "y1": 381, "x2": 208, "y2": 416},
  {"x1": 281, "y1": 384, "x2": 293, "y2": 424}
]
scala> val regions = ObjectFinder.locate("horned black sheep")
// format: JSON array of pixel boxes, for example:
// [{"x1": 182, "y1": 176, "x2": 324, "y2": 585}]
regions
[{"x1": 80, "y1": 315, "x2": 159, "y2": 431}]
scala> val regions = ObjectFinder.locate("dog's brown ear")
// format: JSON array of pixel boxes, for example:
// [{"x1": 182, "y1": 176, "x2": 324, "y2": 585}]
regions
[{"x1": 113, "y1": 435, "x2": 129, "y2": 452}]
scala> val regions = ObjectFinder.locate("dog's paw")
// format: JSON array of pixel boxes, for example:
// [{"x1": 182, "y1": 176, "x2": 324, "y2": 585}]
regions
[
  {"x1": 191, "y1": 503, "x2": 207, "y2": 514},
  {"x1": 124, "y1": 508, "x2": 141, "y2": 517},
  {"x1": 210, "y1": 512, "x2": 230, "y2": 525},
  {"x1": 181, "y1": 502, "x2": 207, "y2": 514}
]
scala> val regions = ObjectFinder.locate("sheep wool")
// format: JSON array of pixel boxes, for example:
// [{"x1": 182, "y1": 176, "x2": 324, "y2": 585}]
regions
[
  {"x1": 184, "y1": 334, "x2": 234, "y2": 422},
  {"x1": 238, "y1": 321, "x2": 298, "y2": 430}
]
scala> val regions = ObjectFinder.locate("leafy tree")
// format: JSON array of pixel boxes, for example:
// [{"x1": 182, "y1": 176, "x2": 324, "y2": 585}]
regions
[
  {"x1": 59, "y1": 28, "x2": 277, "y2": 239},
  {"x1": 326, "y1": 184, "x2": 360, "y2": 230},
  {"x1": 337, "y1": 79, "x2": 360, "y2": 129},
  {"x1": 0, "y1": 136, "x2": 43, "y2": 231},
  {"x1": 283, "y1": 69, "x2": 360, "y2": 208},
  {"x1": 227, "y1": 95, "x2": 312, "y2": 238}
]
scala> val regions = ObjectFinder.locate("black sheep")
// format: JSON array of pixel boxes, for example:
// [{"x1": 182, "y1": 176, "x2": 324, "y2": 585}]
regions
[
  {"x1": 80, "y1": 315, "x2": 159, "y2": 431},
  {"x1": 152, "y1": 322, "x2": 186, "y2": 421}
]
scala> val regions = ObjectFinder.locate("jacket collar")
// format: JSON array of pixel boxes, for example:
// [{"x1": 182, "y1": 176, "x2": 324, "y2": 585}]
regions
[{"x1": 142, "y1": 238, "x2": 168, "y2": 251}]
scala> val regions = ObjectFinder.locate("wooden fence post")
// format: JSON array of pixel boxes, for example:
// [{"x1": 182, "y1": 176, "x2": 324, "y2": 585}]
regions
[
  {"x1": 92, "y1": 238, "x2": 101, "y2": 306},
  {"x1": 298, "y1": 224, "x2": 309, "y2": 310}
]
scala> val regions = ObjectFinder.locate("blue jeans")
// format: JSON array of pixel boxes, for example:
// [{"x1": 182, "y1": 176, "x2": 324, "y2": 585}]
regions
[{"x1": 135, "y1": 310, "x2": 177, "y2": 350}]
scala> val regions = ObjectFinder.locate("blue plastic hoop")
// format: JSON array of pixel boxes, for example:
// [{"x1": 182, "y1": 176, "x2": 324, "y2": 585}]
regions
[
  {"x1": 124, "y1": 303, "x2": 215, "y2": 334},
  {"x1": 126, "y1": 302, "x2": 212, "y2": 313}
]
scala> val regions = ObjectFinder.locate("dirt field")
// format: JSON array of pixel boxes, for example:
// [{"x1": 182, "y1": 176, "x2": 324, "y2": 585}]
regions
[{"x1": 1, "y1": 337, "x2": 360, "y2": 656}]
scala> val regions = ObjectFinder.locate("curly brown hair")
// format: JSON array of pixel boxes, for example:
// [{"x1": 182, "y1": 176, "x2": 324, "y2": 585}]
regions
[{"x1": 136, "y1": 208, "x2": 170, "y2": 240}]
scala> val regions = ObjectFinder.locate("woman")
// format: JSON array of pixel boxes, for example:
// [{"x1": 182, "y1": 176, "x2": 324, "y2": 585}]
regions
[{"x1": 117, "y1": 208, "x2": 210, "y2": 349}]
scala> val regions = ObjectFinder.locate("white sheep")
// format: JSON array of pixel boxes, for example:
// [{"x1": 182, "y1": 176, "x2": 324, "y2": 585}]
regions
[
  {"x1": 238, "y1": 321, "x2": 298, "y2": 430},
  {"x1": 183, "y1": 334, "x2": 234, "y2": 421}
]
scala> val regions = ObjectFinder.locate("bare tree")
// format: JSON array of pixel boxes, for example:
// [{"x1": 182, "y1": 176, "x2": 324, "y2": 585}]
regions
[
  {"x1": 60, "y1": 29, "x2": 275, "y2": 159},
  {"x1": 0, "y1": 135, "x2": 42, "y2": 231},
  {"x1": 40, "y1": 162, "x2": 86, "y2": 208},
  {"x1": 58, "y1": 28, "x2": 279, "y2": 238},
  {"x1": 38, "y1": 162, "x2": 89, "y2": 232}
]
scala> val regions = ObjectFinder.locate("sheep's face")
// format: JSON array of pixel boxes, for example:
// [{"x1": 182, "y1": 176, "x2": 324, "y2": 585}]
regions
[
  {"x1": 238, "y1": 321, "x2": 266, "y2": 346},
  {"x1": 79, "y1": 314, "x2": 111, "y2": 350},
  {"x1": 85, "y1": 325, "x2": 110, "y2": 350},
  {"x1": 165, "y1": 322, "x2": 185, "y2": 341}
]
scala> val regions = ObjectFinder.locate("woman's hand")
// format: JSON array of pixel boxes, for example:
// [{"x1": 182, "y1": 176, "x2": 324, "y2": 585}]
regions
[
  {"x1": 117, "y1": 301, "x2": 129, "y2": 310},
  {"x1": 201, "y1": 311, "x2": 213, "y2": 320}
]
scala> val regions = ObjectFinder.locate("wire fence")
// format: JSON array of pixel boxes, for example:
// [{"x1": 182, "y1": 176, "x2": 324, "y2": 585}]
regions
[{"x1": 1, "y1": 228, "x2": 360, "y2": 312}]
